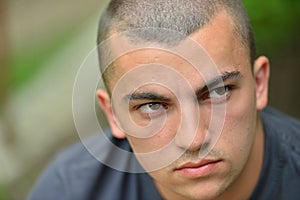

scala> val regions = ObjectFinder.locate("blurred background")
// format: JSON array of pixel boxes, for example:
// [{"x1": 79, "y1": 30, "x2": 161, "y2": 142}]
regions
[{"x1": 0, "y1": 0, "x2": 299, "y2": 199}]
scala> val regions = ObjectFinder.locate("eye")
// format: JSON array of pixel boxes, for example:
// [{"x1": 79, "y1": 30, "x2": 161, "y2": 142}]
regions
[
  {"x1": 138, "y1": 103, "x2": 167, "y2": 114},
  {"x1": 201, "y1": 85, "x2": 233, "y2": 103},
  {"x1": 209, "y1": 86, "x2": 230, "y2": 98}
]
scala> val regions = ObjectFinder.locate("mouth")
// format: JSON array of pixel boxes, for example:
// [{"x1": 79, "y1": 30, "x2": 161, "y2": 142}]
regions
[{"x1": 174, "y1": 159, "x2": 222, "y2": 178}]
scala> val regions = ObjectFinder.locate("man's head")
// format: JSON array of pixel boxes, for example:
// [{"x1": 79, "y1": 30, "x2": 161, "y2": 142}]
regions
[
  {"x1": 97, "y1": 0, "x2": 256, "y2": 90},
  {"x1": 97, "y1": 0, "x2": 270, "y2": 199}
]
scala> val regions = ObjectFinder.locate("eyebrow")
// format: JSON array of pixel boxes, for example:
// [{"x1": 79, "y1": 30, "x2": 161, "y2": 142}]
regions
[
  {"x1": 124, "y1": 70, "x2": 241, "y2": 102},
  {"x1": 196, "y1": 70, "x2": 241, "y2": 95},
  {"x1": 125, "y1": 92, "x2": 171, "y2": 102}
]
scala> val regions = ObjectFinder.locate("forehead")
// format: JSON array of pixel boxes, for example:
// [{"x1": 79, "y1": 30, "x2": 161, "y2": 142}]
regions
[{"x1": 108, "y1": 11, "x2": 250, "y2": 90}]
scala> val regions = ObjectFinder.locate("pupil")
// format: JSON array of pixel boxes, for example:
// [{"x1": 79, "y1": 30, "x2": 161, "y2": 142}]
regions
[{"x1": 216, "y1": 87, "x2": 226, "y2": 95}]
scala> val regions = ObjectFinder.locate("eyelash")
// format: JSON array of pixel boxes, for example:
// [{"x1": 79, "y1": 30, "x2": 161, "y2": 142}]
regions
[
  {"x1": 136, "y1": 102, "x2": 168, "y2": 112},
  {"x1": 131, "y1": 102, "x2": 169, "y2": 119},
  {"x1": 201, "y1": 85, "x2": 234, "y2": 102}
]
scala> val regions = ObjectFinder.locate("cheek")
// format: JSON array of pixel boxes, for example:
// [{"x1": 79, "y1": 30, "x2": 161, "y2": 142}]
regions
[
  {"x1": 127, "y1": 123, "x2": 183, "y2": 172},
  {"x1": 126, "y1": 103, "x2": 183, "y2": 154},
  {"x1": 218, "y1": 92, "x2": 257, "y2": 169},
  {"x1": 224, "y1": 109, "x2": 256, "y2": 151},
  {"x1": 226, "y1": 80, "x2": 257, "y2": 138},
  {"x1": 126, "y1": 117, "x2": 180, "y2": 154}
]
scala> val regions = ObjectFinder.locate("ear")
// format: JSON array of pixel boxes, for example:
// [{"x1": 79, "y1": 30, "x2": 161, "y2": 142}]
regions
[
  {"x1": 96, "y1": 89, "x2": 126, "y2": 139},
  {"x1": 254, "y1": 56, "x2": 270, "y2": 110}
]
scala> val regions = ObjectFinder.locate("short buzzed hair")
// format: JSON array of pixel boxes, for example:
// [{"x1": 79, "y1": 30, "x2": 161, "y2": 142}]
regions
[{"x1": 97, "y1": 0, "x2": 255, "y2": 89}]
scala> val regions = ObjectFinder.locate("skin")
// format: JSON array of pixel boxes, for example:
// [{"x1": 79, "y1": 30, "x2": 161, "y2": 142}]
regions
[{"x1": 97, "y1": 10, "x2": 270, "y2": 200}]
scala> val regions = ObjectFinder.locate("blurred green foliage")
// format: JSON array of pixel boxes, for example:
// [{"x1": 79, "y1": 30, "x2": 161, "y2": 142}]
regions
[
  {"x1": 243, "y1": 0, "x2": 300, "y2": 53},
  {"x1": 0, "y1": 183, "x2": 9, "y2": 200},
  {"x1": 9, "y1": 27, "x2": 82, "y2": 89}
]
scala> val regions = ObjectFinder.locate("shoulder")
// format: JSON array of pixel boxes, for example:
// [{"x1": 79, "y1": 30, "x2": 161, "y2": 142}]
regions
[
  {"x1": 250, "y1": 107, "x2": 300, "y2": 199},
  {"x1": 28, "y1": 131, "x2": 135, "y2": 200},
  {"x1": 259, "y1": 107, "x2": 300, "y2": 198},
  {"x1": 260, "y1": 107, "x2": 300, "y2": 150}
]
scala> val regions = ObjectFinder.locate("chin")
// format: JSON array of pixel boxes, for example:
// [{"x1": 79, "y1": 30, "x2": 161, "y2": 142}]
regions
[{"x1": 164, "y1": 179, "x2": 230, "y2": 200}]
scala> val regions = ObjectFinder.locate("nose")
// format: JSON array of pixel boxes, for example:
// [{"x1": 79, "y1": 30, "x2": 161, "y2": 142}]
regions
[{"x1": 174, "y1": 102, "x2": 206, "y2": 152}]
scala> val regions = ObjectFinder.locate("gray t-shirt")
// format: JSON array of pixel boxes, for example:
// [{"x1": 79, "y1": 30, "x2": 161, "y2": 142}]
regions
[{"x1": 28, "y1": 107, "x2": 300, "y2": 200}]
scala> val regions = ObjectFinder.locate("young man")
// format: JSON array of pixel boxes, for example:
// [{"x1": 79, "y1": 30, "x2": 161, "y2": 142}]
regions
[{"x1": 29, "y1": 0, "x2": 300, "y2": 199}]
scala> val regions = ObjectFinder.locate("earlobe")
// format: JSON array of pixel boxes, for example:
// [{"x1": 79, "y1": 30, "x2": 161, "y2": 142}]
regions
[
  {"x1": 96, "y1": 89, "x2": 126, "y2": 139},
  {"x1": 254, "y1": 56, "x2": 270, "y2": 110}
]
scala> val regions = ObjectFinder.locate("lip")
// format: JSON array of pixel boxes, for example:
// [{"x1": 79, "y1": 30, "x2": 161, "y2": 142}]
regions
[{"x1": 174, "y1": 159, "x2": 222, "y2": 178}]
